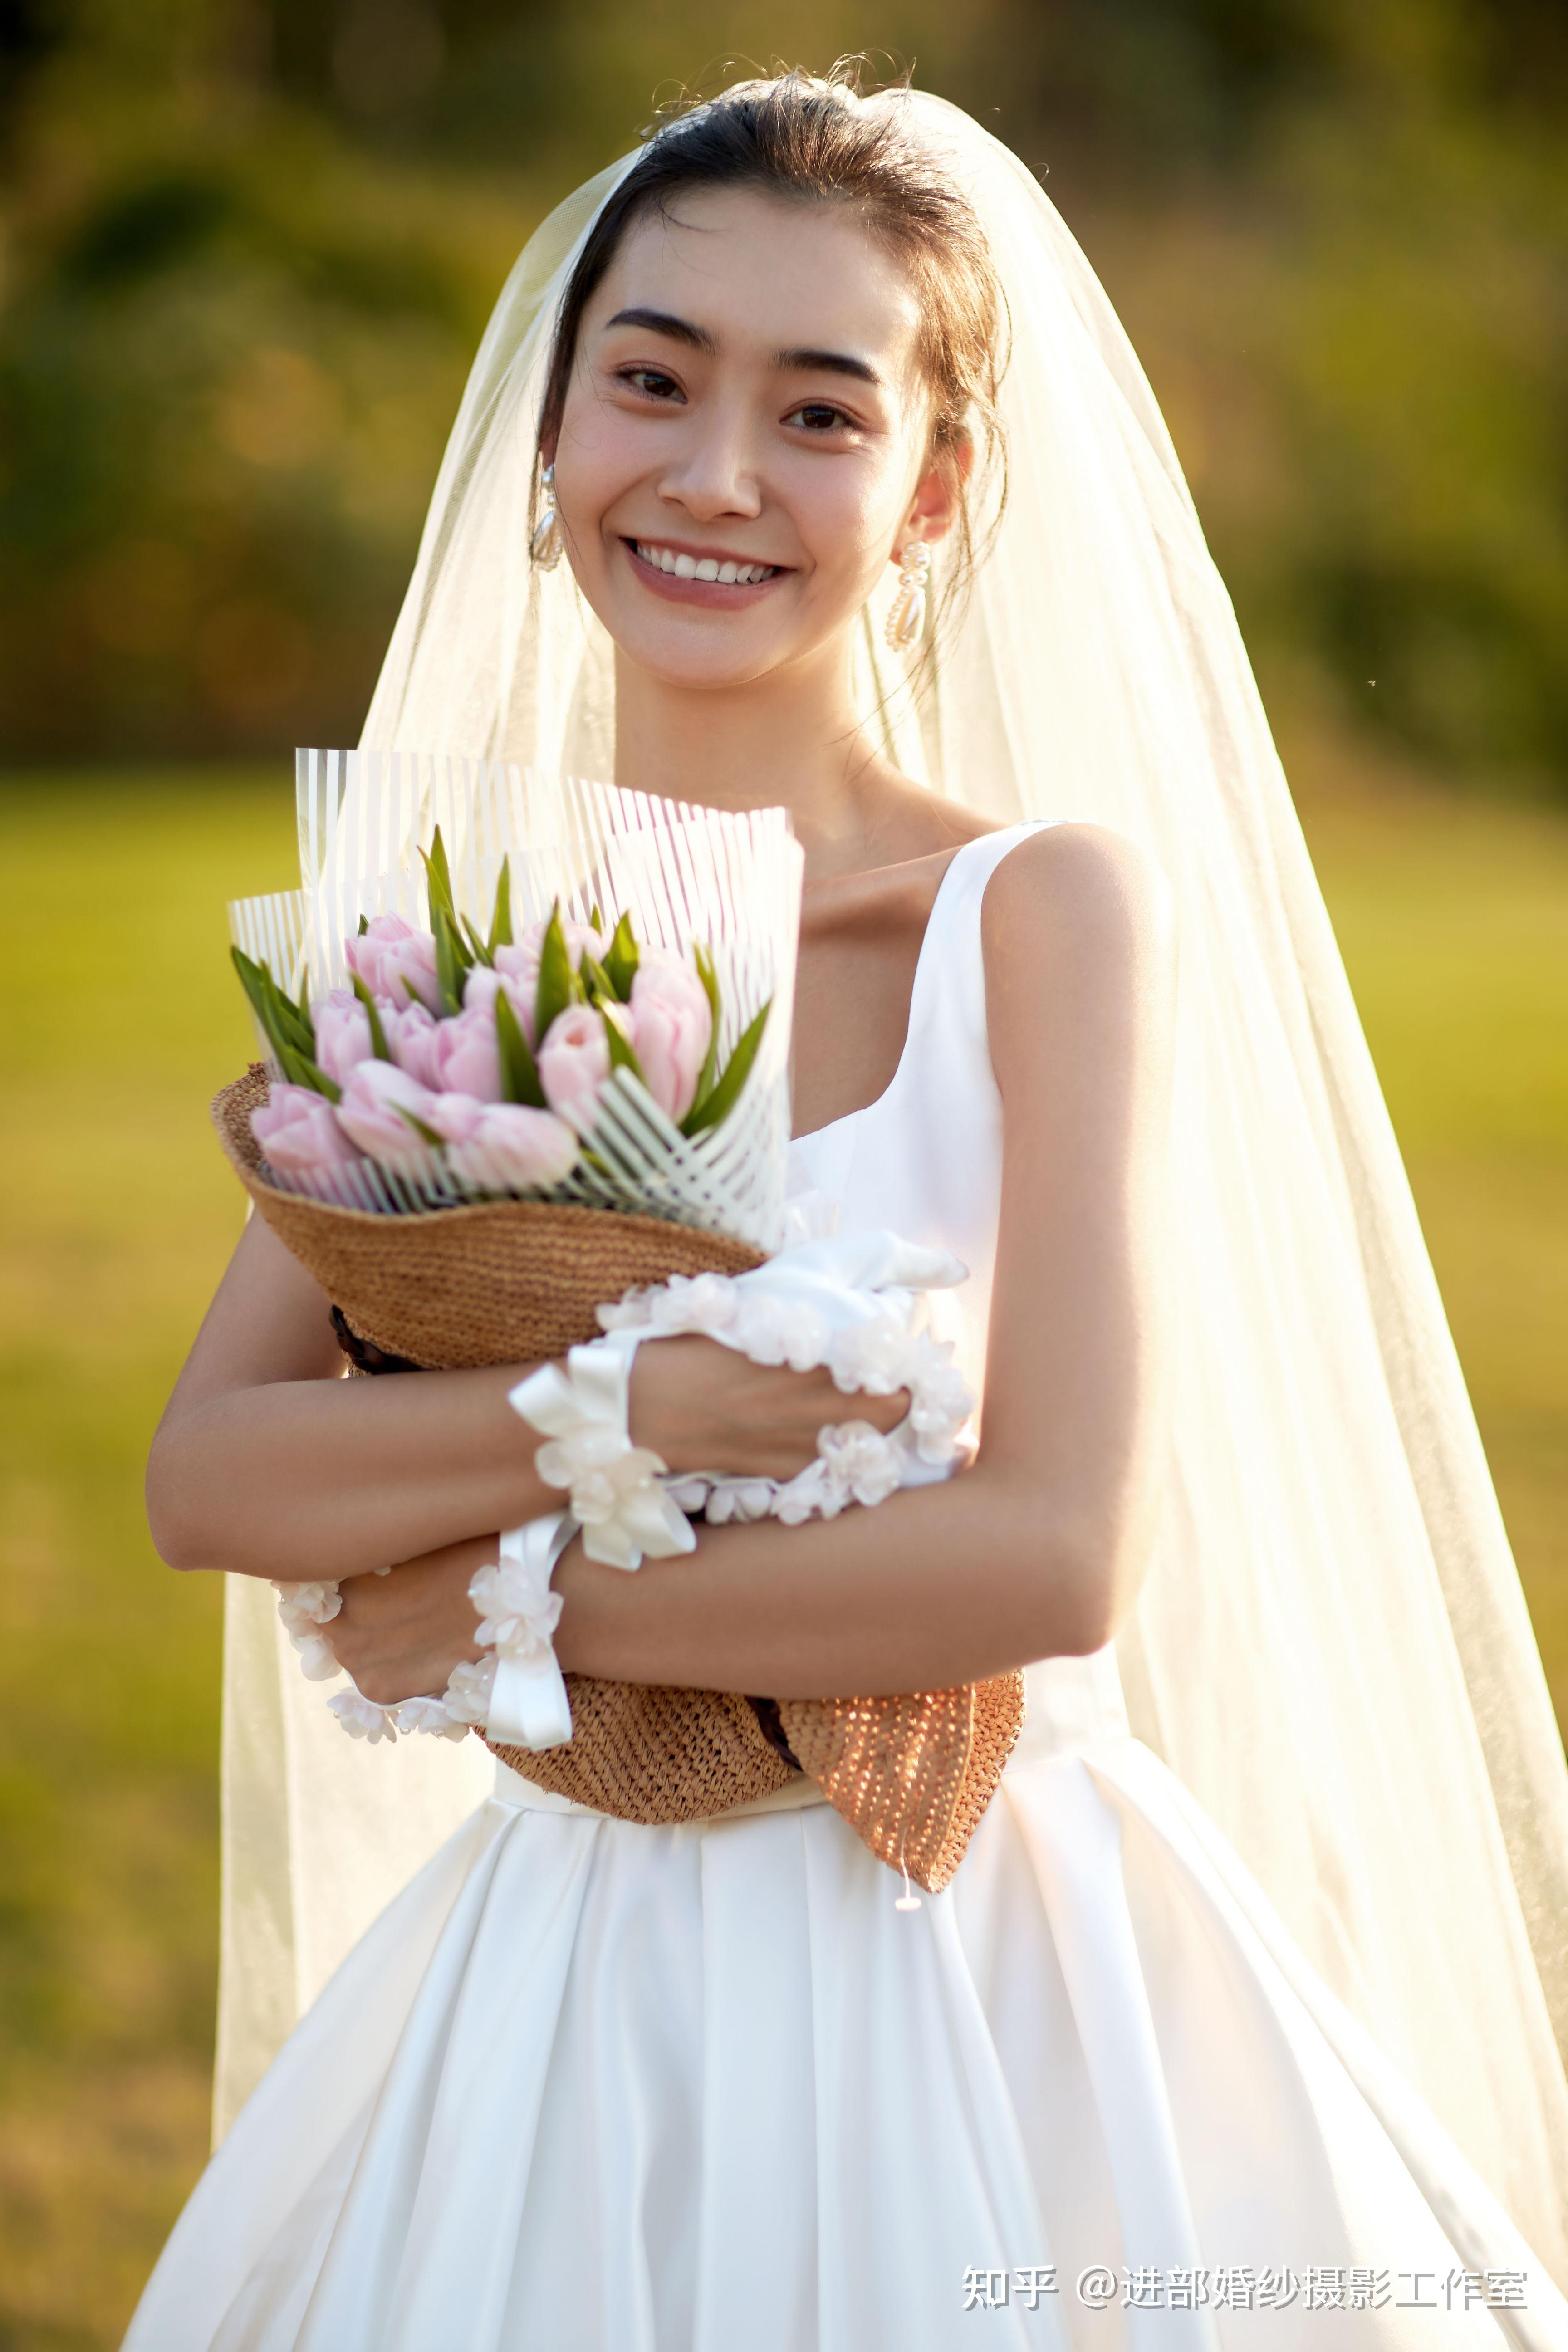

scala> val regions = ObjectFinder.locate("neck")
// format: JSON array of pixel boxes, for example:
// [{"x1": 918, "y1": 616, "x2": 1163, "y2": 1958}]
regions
[{"x1": 611, "y1": 635, "x2": 892, "y2": 878}]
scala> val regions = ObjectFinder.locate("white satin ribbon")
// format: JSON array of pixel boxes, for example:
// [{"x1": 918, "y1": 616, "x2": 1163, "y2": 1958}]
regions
[
  {"x1": 471, "y1": 1514, "x2": 577, "y2": 1751},
  {"x1": 508, "y1": 1332, "x2": 696, "y2": 1570}
]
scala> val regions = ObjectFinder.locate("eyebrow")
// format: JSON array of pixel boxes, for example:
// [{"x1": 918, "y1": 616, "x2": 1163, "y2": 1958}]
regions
[
  {"x1": 775, "y1": 345, "x2": 882, "y2": 387},
  {"x1": 603, "y1": 307, "x2": 716, "y2": 353},
  {"x1": 602, "y1": 307, "x2": 881, "y2": 387}
]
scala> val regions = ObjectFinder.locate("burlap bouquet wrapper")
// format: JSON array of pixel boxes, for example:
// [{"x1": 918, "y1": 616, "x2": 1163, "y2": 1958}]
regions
[{"x1": 215, "y1": 1067, "x2": 1023, "y2": 1890}]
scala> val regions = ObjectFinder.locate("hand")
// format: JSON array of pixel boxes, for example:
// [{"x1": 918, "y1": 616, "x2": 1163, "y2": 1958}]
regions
[
  {"x1": 330, "y1": 1538, "x2": 494, "y2": 1706},
  {"x1": 627, "y1": 1333, "x2": 908, "y2": 1483}
]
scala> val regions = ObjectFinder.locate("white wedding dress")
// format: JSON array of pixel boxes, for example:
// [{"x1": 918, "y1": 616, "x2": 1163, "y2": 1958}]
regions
[{"x1": 125, "y1": 828, "x2": 1567, "y2": 2352}]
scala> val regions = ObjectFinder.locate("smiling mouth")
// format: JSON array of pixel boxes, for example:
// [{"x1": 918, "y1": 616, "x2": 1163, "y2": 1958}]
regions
[{"x1": 627, "y1": 539, "x2": 784, "y2": 587}]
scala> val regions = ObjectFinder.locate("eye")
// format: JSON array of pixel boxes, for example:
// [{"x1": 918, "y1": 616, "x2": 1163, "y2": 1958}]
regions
[
  {"x1": 617, "y1": 366, "x2": 685, "y2": 402},
  {"x1": 784, "y1": 401, "x2": 857, "y2": 434}
]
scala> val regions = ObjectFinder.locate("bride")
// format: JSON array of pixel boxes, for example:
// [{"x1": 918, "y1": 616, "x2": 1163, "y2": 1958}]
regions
[{"x1": 129, "y1": 67, "x2": 1568, "y2": 2350}]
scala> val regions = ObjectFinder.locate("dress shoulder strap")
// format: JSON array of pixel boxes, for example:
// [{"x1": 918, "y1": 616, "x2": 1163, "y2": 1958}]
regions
[{"x1": 901, "y1": 822, "x2": 1051, "y2": 1085}]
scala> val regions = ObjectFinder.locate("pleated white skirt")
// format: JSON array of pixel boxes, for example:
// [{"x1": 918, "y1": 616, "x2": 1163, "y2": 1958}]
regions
[{"x1": 125, "y1": 1713, "x2": 1568, "y2": 2352}]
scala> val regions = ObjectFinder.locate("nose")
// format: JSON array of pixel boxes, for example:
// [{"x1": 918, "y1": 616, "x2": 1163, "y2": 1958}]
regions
[{"x1": 656, "y1": 402, "x2": 762, "y2": 523}]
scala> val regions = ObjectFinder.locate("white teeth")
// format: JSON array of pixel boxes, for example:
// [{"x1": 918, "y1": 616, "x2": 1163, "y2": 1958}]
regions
[{"x1": 635, "y1": 543, "x2": 773, "y2": 584}]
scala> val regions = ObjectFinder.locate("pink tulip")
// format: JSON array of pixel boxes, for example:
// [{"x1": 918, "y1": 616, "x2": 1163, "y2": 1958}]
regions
[
  {"x1": 423, "y1": 1091, "x2": 487, "y2": 1145},
  {"x1": 335, "y1": 1059, "x2": 437, "y2": 1161},
  {"x1": 494, "y1": 919, "x2": 608, "y2": 1043},
  {"x1": 537, "y1": 1004, "x2": 611, "y2": 1134},
  {"x1": 344, "y1": 914, "x2": 441, "y2": 1014},
  {"x1": 312, "y1": 989, "x2": 374, "y2": 1087},
  {"x1": 446, "y1": 1103, "x2": 580, "y2": 1192},
  {"x1": 630, "y1": 951, "x2": 712, "y2": 1123},
  {"x1": 382, "y1": 1000, "x2": 442, "y2": 1088},
  {"x1": 251, "y1": 1083, "x2": 362, "y2": 1177},
  {"x1": 462, "y1": 963, "x2": 534, "y2": 1041},
  {"x1": 518, "y1": 916, "x2": 608, "y2": 968},
  {"x1": 430, "y1": 1004, "x2": 504, "y2": 1102}
]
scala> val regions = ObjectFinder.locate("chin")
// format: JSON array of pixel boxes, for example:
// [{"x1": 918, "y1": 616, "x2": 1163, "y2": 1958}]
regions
[{"x1": 598, "y1": 611, "x2": 795, "y2": 694}]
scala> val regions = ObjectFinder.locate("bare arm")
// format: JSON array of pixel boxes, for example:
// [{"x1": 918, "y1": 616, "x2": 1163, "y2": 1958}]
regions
[
  {"x1": 332, "y1": 823, "x2": 1176, "y2": 1701},
  {"x1": 144, "y1": 1216, "x2": 559, "y2": 1579},
  {"x1": 147, "y1": 1201, "x2": 904, "y2": 1584}
]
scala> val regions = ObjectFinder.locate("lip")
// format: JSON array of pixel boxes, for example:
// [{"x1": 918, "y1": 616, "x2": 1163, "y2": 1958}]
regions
[{"x1": 620, "y1": 537, "x2": 790, "y2": 608}]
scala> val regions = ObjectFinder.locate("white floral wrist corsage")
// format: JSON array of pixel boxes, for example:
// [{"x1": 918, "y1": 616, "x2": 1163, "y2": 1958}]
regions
[
  {"x1": 275, "y1": 1510, "x2": 577, "y2": 1753},
  {"x1": 597, "y1": 1242, "x2": 977, "y2": 1529},
  {"x1": 507, "y1": 1336, "x2": 696, "y2": 1571}
]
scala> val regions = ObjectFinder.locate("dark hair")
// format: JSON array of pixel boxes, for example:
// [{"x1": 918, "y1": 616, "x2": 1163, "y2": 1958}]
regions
[{"x1": 535, "y1": 65, "x2": 1008, "y2": 650}]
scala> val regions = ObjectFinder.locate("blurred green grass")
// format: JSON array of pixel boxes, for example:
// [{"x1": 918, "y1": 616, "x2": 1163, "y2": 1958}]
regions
[
  {"x1": 0, "y1": 769, "x2": 294, "y2": 2350},
  {"x1": 1300, "y1": 774, "x2": 1568, "y2": 1721},
  {"x1": 0, "y1": 763, "x2": 1564, "y2": 2348}
]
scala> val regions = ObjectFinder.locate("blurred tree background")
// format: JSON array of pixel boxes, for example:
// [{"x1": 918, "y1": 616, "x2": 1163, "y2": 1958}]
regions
[{"x1": 2, "y1": 0, "x2": 1567, "y2": 788}]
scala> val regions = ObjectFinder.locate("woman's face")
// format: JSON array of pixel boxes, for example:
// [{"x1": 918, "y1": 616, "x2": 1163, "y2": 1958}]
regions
[{"x1": 549, "y1": 187, "x2": 956, "y2": 691}]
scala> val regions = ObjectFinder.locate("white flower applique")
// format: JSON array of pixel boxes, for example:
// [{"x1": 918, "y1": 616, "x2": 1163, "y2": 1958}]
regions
[
  {"x1": 326, "y1": 1686, "x2": 399, "y2": 1743},
  {"x1": 274, "y1": 1580, "x2": 343, "y2": 1682},
  {"x1": 596, "y1": 1261, "x2": 976, "y2": 1533},
  {"x1": 468, "y1": 1546, "x2": 564, "y2": 1665}
]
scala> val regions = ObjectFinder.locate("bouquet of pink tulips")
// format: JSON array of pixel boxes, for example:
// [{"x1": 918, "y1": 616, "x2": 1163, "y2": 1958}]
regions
[
  {"x1": 211, "y1": 774, "x2": 826, "y2": 1841},
  {"x1": 231, "y1": 828, "x2": 770, "y2": 1219},
  {"x1": 213, "y1": 769, "x2": 1018, "y2": 1889}
]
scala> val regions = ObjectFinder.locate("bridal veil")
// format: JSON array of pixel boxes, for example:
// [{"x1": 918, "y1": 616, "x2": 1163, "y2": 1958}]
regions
[{"x1": 214, "y1": 78, "x2": 1568, "y2": 2269}]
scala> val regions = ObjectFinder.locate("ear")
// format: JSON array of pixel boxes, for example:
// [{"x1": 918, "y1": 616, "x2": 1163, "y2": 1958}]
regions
[{"x1": 889, "y1": 442, "x2": 968, "y2": 564}]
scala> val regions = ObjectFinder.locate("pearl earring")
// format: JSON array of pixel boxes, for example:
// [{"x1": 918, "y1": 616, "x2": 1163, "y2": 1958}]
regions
[
  {"x1": 530, "y1": 464, "x2": 564, "y2": 571},
  {"x1": 885, "y1": 540, "x2": 931, "y2": 654}
]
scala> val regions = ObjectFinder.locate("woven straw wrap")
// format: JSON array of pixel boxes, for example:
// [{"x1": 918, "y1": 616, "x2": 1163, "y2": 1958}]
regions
[
  {"x1": 212, "y1": 1065, "x2": 764, "y2": 1367},
  {"x1": 214, "y1": 1068, "x2": 1024, "y2": 1889}
]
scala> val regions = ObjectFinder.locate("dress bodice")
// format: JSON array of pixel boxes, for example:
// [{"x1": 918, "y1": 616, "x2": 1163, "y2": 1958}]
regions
[{"x1": 788, "y1": 825, "x2": 1130, "y2": 1769}]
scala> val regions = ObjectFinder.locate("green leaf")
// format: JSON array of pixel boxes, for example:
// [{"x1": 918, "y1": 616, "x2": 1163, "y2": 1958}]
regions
[
  {"x1": 396, "y1": 1104, "x2": 443, "y2": 1146},
  {"x1": 233, "y1": 949, "x2": 311, "y2": 1066},
  {"x1": 493, "y1": 984, "x2": 546, "y2": 1108},
  {"x1": 349, "y1": 972, "x2": 392, "y2": 1061},
  {"x1": 533, "y1": 899, "x2": 575, "y2": 1043},
  {"x1": 602, "y1": 1004, "x2": 647, "y2": 1087},
  {"x1": 460, "y1": 913, "x2": 494, "y2": 969},
  {"x1": 690, "y1": 940, "x2": 723, "y2": 1104},
  {"x1": 273, "y1": 1032, "x2": 341, "y2": 1101},
  {"x1": 681, "y1": 997, "x2": 770, "y2": 1137},
  {"x1": 432, "y1": 906, "x2": 468, "y2": 1017},
  {"x1": 232, "y1": 948, "x2": 342, "y2": 1097},
  {"x1": 277, "y1": 1004, "x2": 315, "y2": 1059},
  {"x1": 356, "y1": 913, "x2": 369, "y2": 936},
  {"x1": 289, "y1": 1052, "x2": 342, "y2": 1104},
  {"x1": 232, "y1": 946, "x2": 283, "y2": 1049},
  {"x1": 578, "y1": 950, "x2": 615, "y2": 1004},
  {"x1": 421, "y1": 826, "x2": 457, "y2": 927},
  {"x1": 487, "y1": 856, "x2": 514, "y2": 953},
  {"x1": 602, "y1": 911, "x2": 640, "y2": 1001},
  {"x1": 262, "y1": 963, "x2": 314, "y2": 1058}
]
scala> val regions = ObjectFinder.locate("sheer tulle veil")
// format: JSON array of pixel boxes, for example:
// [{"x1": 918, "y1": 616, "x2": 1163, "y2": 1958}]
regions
[{"x1": 216, "y1": 80, "x2": 1568, "y2": 2256}]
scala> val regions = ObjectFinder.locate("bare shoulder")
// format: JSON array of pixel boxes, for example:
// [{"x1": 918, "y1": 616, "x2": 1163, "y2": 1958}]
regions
[
  {"x1": 981, "y1": 825, "x2": 1176, "y2": 1108},
  {"x1": 982, "y1": 821, "x2": 1173, "y2": 972}
]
